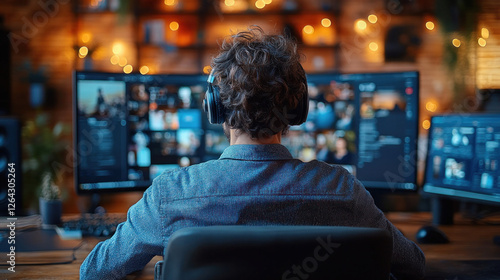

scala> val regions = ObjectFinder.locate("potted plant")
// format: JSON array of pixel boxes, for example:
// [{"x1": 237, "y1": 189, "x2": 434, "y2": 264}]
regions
[
  {"x1": 22, "y1": 113, "x2": 69, "y2": 214},
  {"x1": 39, "y1": 172, "x2": 62, "y2": 225},
  {"x1": 17, "y1": 60, "x2": 48, "y2": 108}
]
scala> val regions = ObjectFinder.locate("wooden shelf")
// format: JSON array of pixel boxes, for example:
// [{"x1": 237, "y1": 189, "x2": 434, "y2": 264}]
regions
[{"x1": 75, "y1": 0, "x2": 341, "y2": 73}]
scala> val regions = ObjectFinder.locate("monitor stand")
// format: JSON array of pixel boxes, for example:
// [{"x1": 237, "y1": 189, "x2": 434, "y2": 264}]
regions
[
  {"x1": 431, "y1": 197, "x2": 455, "y2": 225},
  {"x1": 86, "y1": 193, "x2": 107, "y2": 214}
]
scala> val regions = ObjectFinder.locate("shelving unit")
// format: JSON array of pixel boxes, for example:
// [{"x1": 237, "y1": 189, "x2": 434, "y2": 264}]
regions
[{"x1": 74, "y1": 0, "x2": 341, "y2": 74}]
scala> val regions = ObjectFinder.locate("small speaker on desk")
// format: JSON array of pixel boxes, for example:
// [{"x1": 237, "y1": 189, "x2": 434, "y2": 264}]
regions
[{"x1": 0, "y1": 118, "x2": 22, "y2": 216}]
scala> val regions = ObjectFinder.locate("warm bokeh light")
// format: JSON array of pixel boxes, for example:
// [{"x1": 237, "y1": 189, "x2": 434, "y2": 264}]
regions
[
  {"x1": 164, "y1": 0, "x2": 177, "y2": 6},
  {"x1": 203, "y1": 65, "x2": 212, "y2": 74},
  {"x1": 263, "y1": 0, "x2": 272, "y2": 4},
  {"x1": 79, "y1": 46, "x2": 88, "y2": 58},
  {"x1": 303, "y1": 25, "x2": 314, "y2": 35},
  {"x1": 255, "y1": 0, "x2": 265, "y2": 9},
  {"x1": 321, "y1": 18, "x2": 332, "y2": 28},
  {"x1": 425, "y1": 101, "x2": 437, "y2": 112},
  {"x1": 355, "y1": 19, "x2": 367, "y2": 31},
  {"x1": 110, "y1": 55, "x2": 119, "y2": 65},
  {"x1": 452, "y1": 38, "x2": 461, "y2": 48},
  {"x1": 170, "y1": 21, "x2": 179, "y2": 31},
  {"x1": 478, "y1": 37, "x2": 487, "y2": 47},
  {"x1": 118, "y1": 57, "x2": 128, "y2": 67},
  {"x1": 224, "y1": 0, "x2": 235, "y2": 6},
  {"x1": 123, "y1": 65, "x2": 133, "y2": 74},
  {"x1": 481, "y1": 28, "x2": 489, "y2": 39},
  {"x1": 425, "y1": 21, "x2": 435, "y2": 31},
  {"x1": 140, "y1": 66, "x2": 150, "y2": 75},
  {"x1": 368, "y1": 14, "x2": 378, "y2": 24},
  {"x1": 112, "y1": 42, "x2": 124, "y2": 55},
  {"x1": 368, "y1": 42, "x2": 378, "y2": 51},
  {"x1": 422, "y1": 120, "x2": 431, "y2": 130},
  {"x1": 90, "y1": 0, "x2": 101, "y2": 7},
  {"x1": 82, "y1": 33, "x2": 91, "y2": 43}
]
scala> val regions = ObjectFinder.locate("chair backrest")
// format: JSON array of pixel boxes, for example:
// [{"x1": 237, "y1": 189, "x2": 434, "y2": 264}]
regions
[{"x1": 161, "y1": 226, "x2": 393, "y2": 280}]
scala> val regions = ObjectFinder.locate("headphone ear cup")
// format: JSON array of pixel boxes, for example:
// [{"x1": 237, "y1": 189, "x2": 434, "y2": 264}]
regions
[
  {"x1": 211, "y1": 85, "x2": 225, "y2": 124},
  {"x1": 288, "y1": 90, "x2": 309, "y2": 126},
  {"x1": 204, "y1": 84, "x2": 225, "y2": 124}
]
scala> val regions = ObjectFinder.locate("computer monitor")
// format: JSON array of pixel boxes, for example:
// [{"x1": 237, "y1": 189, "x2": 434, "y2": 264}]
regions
[
  {"x1": 73, "y1": 71, "x2": 213, "y2": 193},
  {"x1": 423, "y1": 114, "x2": 500, "y2": 205},
  {"x1": 282, "y1": 71, "x2": 419, "y2": 191},
  {"x1": 74, "y1": 71, "x2": 418, "y2": 194}
]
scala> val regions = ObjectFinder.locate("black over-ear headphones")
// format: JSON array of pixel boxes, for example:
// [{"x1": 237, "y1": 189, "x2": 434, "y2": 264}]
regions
[
  {"x1": 203, "y1": 71, "x2": 225, "y2": 124},
  {"x1": 203, "y1": 70, "x2": 309, "y2": 125}
]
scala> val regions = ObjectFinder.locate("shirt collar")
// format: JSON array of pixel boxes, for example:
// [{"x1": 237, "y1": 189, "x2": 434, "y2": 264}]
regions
[{"x1": 219, "y1": 144, "x2": 294, "y2": 161}]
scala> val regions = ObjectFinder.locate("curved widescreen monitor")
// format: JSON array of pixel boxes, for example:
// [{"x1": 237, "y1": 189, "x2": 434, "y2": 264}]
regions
[
  {"x1": 423, "y1": 114, "x2": 500, "y2": 205},
  {"x1": 74, "y1": 71, "x2": 419, "y2": 194}
]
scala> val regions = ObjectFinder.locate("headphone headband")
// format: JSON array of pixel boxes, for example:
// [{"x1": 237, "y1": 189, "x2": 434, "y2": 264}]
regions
[{"x1": 203, "y1": 70, "x2": 309, "y2": 126}]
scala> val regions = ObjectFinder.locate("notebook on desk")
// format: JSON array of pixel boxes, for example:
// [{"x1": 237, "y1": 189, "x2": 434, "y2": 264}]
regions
[{"x1": 0, "y1": 228, "x2": 83, "y2": 265}]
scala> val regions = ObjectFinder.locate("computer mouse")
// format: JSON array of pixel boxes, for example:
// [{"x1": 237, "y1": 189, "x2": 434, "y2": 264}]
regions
[{"x1": 416, "y1": 225, "x2": 449, "y2": 244}]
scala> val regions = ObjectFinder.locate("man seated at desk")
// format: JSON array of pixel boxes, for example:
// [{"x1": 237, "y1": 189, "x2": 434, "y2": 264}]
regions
[{"x1": 80, "y1": 26, "x2": 425, "y2": 280}]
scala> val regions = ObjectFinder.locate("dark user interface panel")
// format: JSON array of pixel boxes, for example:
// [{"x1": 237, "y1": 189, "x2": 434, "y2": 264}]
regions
[
  {"x1": 74, "y1": 72, "x2": 227, "y2": 192},
  {"x1": 283, "y1": 72, "x2": 419, "y2": 190},
  {"x1": 424, "y1": 114, "x2": 500, "y2": 203}
]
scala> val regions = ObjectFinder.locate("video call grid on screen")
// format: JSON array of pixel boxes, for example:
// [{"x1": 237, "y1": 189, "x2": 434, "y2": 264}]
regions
[
  {"x1": 286, "y1": 72, "x2": 419, "y2": 191},
  {"x1": 74, "y1": 72, "x2": 228, "y2": 193},
  {"x1": 423, "y1": 114, "x2": 500, "y2": 204},
  {"x1": 74, "y1": 71, "x2": 419, "y2": 193}
]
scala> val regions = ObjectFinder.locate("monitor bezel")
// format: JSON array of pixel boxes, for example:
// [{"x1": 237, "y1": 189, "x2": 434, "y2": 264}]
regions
[
  {"x1": 422, "y1": 113, "x2": 500, "y2": 206},
  {"x1": 307, "y1": 71, "x2": 420, "y2": 192},
  {"x1": 73, "y1": 70, "x2": 420, "y2": 194},
  {"x1": 73, "y1": 70, "x2": 207, "y2": 194}
]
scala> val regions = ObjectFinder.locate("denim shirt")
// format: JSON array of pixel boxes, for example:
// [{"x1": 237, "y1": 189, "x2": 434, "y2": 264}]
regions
[{"x1": 80, "y1": 144, "x2": 425, "y2": 280}]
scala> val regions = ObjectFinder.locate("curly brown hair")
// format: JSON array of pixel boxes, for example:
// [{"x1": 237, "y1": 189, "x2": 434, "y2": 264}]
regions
[{"x1": 211, "y1": 26, "x2": 308, "y2": 139}]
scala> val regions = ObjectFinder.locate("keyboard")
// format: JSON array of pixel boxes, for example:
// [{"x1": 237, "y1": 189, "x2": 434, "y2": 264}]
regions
[{"x1": 62, "y1": 213, "x2": 127, "y2": 238}]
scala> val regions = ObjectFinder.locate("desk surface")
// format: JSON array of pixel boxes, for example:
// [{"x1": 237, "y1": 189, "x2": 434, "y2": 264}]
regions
[{"x1": 2, "y1": 212, "x2": 499, "y2": 280}]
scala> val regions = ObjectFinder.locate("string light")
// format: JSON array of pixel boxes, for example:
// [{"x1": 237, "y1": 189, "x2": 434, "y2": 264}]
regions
[
  {"x1": 110, "y1": 55, "x2": 119, "y2": 65},
  {"x1": 112, "y1": 42, "x2": 124, "y2": 55},
  {"x1": 481, "y1": 28, "x2": 489, "y2": 39},
  {"x1": 263, "y1": 0, "x2": 272, "y2": 4},
  {"x1": 164, "y1": 0, "x2": 177, "y2": 6},
  {"x1": 422, "y1": 120, "x2": 431, "y2": 130},
  {"x1": 354, "y1": 19, "x2": 367, "y2": 32},
  {"x1": 118, "y1": 57, "x2": 128, "y2": 67},
  {"x1": 425, "y1": 21, "x2": 435, "y2": 31},
  {"x1": 140, "y1": 66, "x2": 150, "y2": 75},
  {"x1": 321, "y1": 18, "x2": 331, "y2": 28},
  {"x1": 425, "y1": 101, "x2": 437, "y2": 112},
  {"x1": 82, "y1": 33, "x2": 91, "y2": 43},
  {"x1": 368, "y1": 42, "x2": 378, "y2": 51},
  {"x1": 203, "y1": 66, "x2": 212, "y2": 74},
  {"x1": 170, "y1": 21, "x2": 179, "y2": 31},
  {"x1": 79, "y1": 46, "x2": 88, "y2": 58},
  {"x1": 478, "y1": 37, "x2": 487, "y2": 47},
  {"x1": 368, "y1": 14, "x2": 378, "y2": 24},
  {"x1": 255, "y1": 0, "x2": 265, "y2": 9},
  {"x1": 452, "y1": 38, "x2": 461, "y2": 48},
  {"x1": 123, "y1": 65, "x2": 133, "y2": 74},
  {"x1": 224, "y1": 0, "x2": 235, "y2": 6},
  {"x1": 303, "y1": 25, "x2": 314, "y2": 34}
]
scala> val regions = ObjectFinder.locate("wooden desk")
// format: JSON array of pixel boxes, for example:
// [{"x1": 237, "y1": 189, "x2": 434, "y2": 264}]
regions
[{"x1": 2, "y1": 212, "x2": 499, "y2": 280}]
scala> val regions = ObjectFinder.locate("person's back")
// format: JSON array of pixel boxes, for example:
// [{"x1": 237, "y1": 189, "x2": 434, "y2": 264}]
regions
[{"x1": 80, "y1": 26, "x2": 425, "y2": 280}]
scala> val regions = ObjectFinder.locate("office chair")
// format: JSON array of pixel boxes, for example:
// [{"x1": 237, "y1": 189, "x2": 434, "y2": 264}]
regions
[{"x1": 156, "y1": 226, "x2": 393, "y2": 280}]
